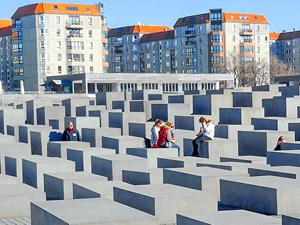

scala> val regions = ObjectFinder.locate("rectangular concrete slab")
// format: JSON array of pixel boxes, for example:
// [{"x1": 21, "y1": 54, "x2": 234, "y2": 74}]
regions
[{"x1": 31, "y1": 198, "x2": 158, "y2": 225}]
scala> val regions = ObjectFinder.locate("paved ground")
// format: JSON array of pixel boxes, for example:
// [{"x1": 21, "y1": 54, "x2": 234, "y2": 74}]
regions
[{"x1": 0, "y1": 217, "x2": 31, "y2": 225}]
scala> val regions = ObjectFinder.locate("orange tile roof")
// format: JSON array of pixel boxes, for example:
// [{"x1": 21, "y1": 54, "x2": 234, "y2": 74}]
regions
[
  {"x1": 0, "y1": 26, "x2": 12, "y2": 37},
  {"x1": 12, "y1": 3, "x2": 100, "y2": 19},
  {"x1": 108, "y1": 25, "x2": 172, "y2": 37},
  {"x1": 269, "y1": 32, "x2": 280, "y2": 41},
  {"x1": 0, "y1": 20, "x2": 12, "y2": 28},
  {"x1": 223, "y1": 12, "x2": 268, "y2": 24}
]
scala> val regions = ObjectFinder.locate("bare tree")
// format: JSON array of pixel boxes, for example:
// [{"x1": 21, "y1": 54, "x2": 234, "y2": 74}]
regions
[{"x1": 269, "y1": 54, "x2": 294, "y2": 84}]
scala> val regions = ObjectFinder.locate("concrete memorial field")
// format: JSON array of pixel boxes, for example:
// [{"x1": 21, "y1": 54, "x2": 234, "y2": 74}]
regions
[{"x1": 1, "y1": 84, "x2": 300, "y2": 224}]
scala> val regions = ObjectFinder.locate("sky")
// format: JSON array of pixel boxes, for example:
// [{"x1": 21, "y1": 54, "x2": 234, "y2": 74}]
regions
[{"x1": 0, "y1": 0, "x2": 299, "y2": 33}]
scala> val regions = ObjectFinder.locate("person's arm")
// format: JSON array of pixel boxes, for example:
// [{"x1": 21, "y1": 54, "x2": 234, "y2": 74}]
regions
[
  {"x1": 77, "y1": 129, "x2": 81, "y2": 141},
  {"x1": 167, "y1": 130, "x2": 175, "y2": 143},
  {"x1": 204, "y1": 123, "x2": 214, "y2": 133}
]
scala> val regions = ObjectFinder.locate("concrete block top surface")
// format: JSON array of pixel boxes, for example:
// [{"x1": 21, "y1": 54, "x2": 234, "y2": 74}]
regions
[
  {"x1": 249, "y1": 166, "x2": 300, "y2": 174},
  {"x1": 74, "y1": 180, "x2": 132, "y2": 192},
  {"x1": 221, "y1": 175, "x2": 300, "y2": 189},
  {"x1": 22, "y1": 155, "x2": 74, "y2": 164},
  {"x1": 167, "y1": 167, "x2": 245, "y2": 177},
  {"x1": 179, "y1": 209, "x2": 281, "y2": 224},
  {"x1": 0, "y1": 183, "x2": 44, "y2": 196},
  {"x1": 117, "y1": 184, "x2": 215, "y2": 198},
  {"x1": 0, "y1": 175, "x2": 18, "y2": 185},
  {"x1": 32, "y1": 198, "x2": 158, "y2": 224},
  {"x1": 103, "y1": 135, "x2": 143, "y2": 140},
  {"x1": 93, "y1": 154, "x2": 147, "y2": 162},
  {"x1": 49, "y1": 141, "x2": 90, "y2": 147},
  {"x1": 45, "y1": 172, "x2": 107, "y2": 181}
]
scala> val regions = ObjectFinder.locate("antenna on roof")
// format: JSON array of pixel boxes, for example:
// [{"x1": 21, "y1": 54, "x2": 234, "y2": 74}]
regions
[
  {"x1": 282, "y1": 30, "x2": 286, "y2": 33},
  {"x1": 293, "y1": 28, "x2": 296, "y2": 31}
]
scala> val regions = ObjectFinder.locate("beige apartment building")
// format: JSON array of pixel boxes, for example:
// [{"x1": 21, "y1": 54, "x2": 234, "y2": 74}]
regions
[{"x1": 0, "y1": 3, "x2": 107, "y2": 92}]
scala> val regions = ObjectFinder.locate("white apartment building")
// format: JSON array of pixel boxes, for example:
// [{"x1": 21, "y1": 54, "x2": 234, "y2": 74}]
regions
[{"x1": 6, "y1": 3, "x2": 104, "y2": 92}]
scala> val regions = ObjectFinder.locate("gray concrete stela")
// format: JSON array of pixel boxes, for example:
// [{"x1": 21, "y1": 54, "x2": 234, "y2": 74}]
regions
[{"x1": 1, "y1": 84, "x2": 300, "y2": 224}]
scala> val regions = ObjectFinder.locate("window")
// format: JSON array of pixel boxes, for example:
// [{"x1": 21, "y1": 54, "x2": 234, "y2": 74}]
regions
[
  {"x1": 186, "y1": 58, "x2": 197, "y2": 66},
  {"x1": 211, "y1": 56, "x2": 223, "y2": 64},
  {"x1": 13, "y1": 56, "x2": 23, "y2": 64},
  {"x1": 12, "y1": 31, "x2": 22, "y2": 40},
  {"x1": 89, "y1": 54, "x2": 93, "y2": 62},
  {"x1": 211, "y1": 35, "x2": 223, "y2": 42},
  {"x1": 56, "y1": 41, "x2": 61, "y2": 49},
  {"x1": 56, "y1": 29, "x2": 61, "y2": 36},
  {"x1": 88, "y1": 18, "x2": 92, "y2": 25},
  {"x1": 211, "y1": 24, "x2": 222, "y2": 31},
  {"x1": 186, "y1": 47, "x2": 197, "y2": 55},
  {"x1": 67, "y1": 54, "x2": 84, "y2": 62},
  {"x1": 13, "y1": 68, "x2": 23, "y2": 76},
  {"x1": 56, "y1": 16, "x2": 60, "y2": 24},
  {"x1": 90, "y1": 66, "x2": 94, "y2": 73},
  {"x1": 40, "y1": 28, "x2": 48, "y2": 36},
  {"x1": 89, "y1": 30, "x2": 92, "y2": 38},
  {"x1": 39, "y1": 15, "x2": 48, "y2": 24},
  {"x1": 57, "y1": 53, "x2": 61, "y2": 61},
  {"x1": 211, "y1": 12, "x2": 222, "y2": 21},
  {"x1": 12, "y1": 43, "x2": 23, "y2": 52},
  {"x1": 14, "y1": 19, "x2": 22, "y2": 28},
  {"x1": 211, "y1": 46, "x2": 223, "y2": 53},
  {"x1": 58, "y1": 66, "x2": 62, "y2": 74},
  {"x1": 89, "y1": 42, "x2": 93, "y2": 49}
]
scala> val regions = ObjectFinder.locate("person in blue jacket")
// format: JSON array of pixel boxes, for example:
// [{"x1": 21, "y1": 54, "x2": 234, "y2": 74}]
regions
[{"x1": 62, "y1": 121, "x2": 81, "y2": 141}]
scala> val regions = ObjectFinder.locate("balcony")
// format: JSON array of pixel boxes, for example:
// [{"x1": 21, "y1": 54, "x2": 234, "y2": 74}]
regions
[
  {"x1": 240, "y1": 39, "x2": 253, "y2": 45},
  {"x1": 114, "y1": 50, "x2": 124, "y2": 54},
  {"x1": 67, "y1": 33, "x2": 83, "y2": 38},
  {"x1": 186, "y1": 41, "x2": 197, "y2": 46},
  {"x1": 239, "y1": 29, "x2": 253, "y2": 36},
  {"x1": 66, "y1": 21, "x2": 84, "y2": 29},
  {"x1": 185, "y1": 30, "x2": 196, "y2": 36},
  {"x1": 114, "y1": 40, "x2": 123, "y2": 46}
]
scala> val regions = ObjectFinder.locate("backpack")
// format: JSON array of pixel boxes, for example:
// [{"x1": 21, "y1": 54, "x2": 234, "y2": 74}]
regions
[
  {"x1": 143, "y1": 137, "x2": 151, "y2": 148},
  {"x1": 157, "y1": 127, "x2": 168, "y2": 147}
]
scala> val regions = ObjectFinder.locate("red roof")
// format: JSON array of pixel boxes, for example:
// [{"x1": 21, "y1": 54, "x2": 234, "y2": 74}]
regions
[
  {"x1": 223, "y1": 12, "x2": 268, "y2": 24},
  {"x1": 269, "y1": 32, "x2": 280, "y2": 41},
  {"x1": 12, "y1": 3, "x2": 100, "y2": 19},
  {"x1": 0, "y1": 26, "x2": 12, "y2": 37}
]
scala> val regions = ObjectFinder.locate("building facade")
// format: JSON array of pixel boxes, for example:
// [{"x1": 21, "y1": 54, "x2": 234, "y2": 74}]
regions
[
  {"x1": 0, "y1": 20, "x2": 12, "y2": 90},
  {"x1": 107, "y1": 25, "x2": 172, "y2": 73},
  {"x1": 109, "y1": 9, "x2": 270, "y2": 80},
  {"x1": 0, "y1": 3, "x2": 106, "y2": 92},
  {"x1": 270, "y1": 30, "x2": 300, "y2": 73}
]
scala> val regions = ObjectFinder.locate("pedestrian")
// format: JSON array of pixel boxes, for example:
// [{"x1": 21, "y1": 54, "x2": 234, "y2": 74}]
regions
[
  {"x1": 192, "y1": 116, "x2": 215, "y2": 157},
  {"x1": 157, "y1": 121, "x2": 181, "y2": 156},
  {"x1": 274, "y1": 136, "x2": 286, "y2": 150},
  {"x1": 150, "y1": 119, "x2": 164, "y2": 148},
  {"x1": 62, "y1": 121, "x2": 81, "y2": 141}
]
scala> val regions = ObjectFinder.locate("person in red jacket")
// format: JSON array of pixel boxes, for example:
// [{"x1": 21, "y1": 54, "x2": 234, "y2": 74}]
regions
[{"x1": 157, "y1": 121, "x2": 180, "y2": 156}]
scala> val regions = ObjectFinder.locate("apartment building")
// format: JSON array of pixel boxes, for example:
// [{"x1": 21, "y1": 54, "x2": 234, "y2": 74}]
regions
[
  {"x1": 269, "y1": 30, "x2": 300, "y2": 73},
  {"x1": 139, "y1": 30, "x2": 175, "y2": 73},
  {"x1": 0, "y1": 3, "x2": 105, "y2": 92},
  {"x1": 174, "y1": 9, "x2": 270, "y2": 74},
  {"x1": 109, "y1": 9, "x2": 269, "y2": 78},
  {"x1": 107, "y1": 25, "x2": 172, "y2": 73},
  {"x1": 0, "y1": 20, "x2": 12, "y2": 90}
]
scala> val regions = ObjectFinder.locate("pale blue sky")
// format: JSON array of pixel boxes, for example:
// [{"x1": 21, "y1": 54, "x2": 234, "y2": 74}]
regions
[{"x1": 0, "y1": 0, "x2": 298, "y2": 32}]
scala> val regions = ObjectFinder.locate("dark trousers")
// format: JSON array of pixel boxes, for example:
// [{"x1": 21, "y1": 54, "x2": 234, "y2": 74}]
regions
[{"x1": 192, "y1": 137, "x2": 200, "y2": 157}]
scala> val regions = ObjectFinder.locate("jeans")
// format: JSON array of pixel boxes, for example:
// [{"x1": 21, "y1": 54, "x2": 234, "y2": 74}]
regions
[
  {"x1": 171, "y1": 143, "x2": 181, "y2": 156},
  {"x1": 192, "y1": 135, "x2": 211, "y2": 157}
]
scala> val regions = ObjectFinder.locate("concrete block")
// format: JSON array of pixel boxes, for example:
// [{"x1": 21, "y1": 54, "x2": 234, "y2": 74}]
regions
[
  {"x1": 44, "y1": 172, "x2": 107, "y2": 200},
  {"x1": 82, "y1": 127, "x2": 121, "y2": 147},
  {"x1": 177, "y1": 209, "x2": 281, "y2": 225},
  {"x1": 220, "y1": 155, "x2": 267, "y2": 164},
  {"x1": 249, "y1": 166, "x2": 300, "y2": 179},
  {"x1": 47, "y1": 141, "x2": 90, "y2": 159},
  {"x1": 219, "y1": 107, "x2": 264, "y2": 126},
  {"x1": 64, "y1": 117, "x2": 100, "y2": 134},
  {"x1": 263, "y1": 96, "x2": 300, "y2": 118},
  {"x1": 96, "y1": 91, "x2": 125, "y2": 109},
  {"x1": 73, "y1": 180, "x2": 131, "y2": 200},
  {"x1": 29, "y1": 125, "x2": 52, "y2": 155},
  {"x1": 122, "y1": 168, "x2": 163, "y2": 185},
  {"x1": 26, "y1": 99, "x2": 53, "y2": 125},
  {"x1": 0, "y1": 174, "x2": 18, "y2": 184},
  {"x1": 175, "y1": 115, "x2": 219, "y2": 132},
  {"x1": 31, "y1": 198, "x2": 159, "y2": 225},
  {"x1": 215, "y1": 124, "x2": 253, "y2": 140},
  {"x1": 0, "y1": 184, "x2": 45, "y2": 218},
  {"x1": 22, "y1": 155, "x2": 75, "y2": 191},
  {"x1": 267, "y1": 150, "x2": 300, "y2": 167},
  {"x1": 164, "y1": 167, "x2": 246, "y2": 199},
  {"x1": 238, "y1": 130, "x2": 295, "y2": 156},
  {"x1": 114, "y1": 184, "x2": 217, "y2": 224},
  {"x1": 36, "y1": 106, "x2": 65, "y2": 130},
  {"x1": 252, "y1": 117, "x2": 300, "y2": 131},
  {"x1": 282, "y1": 214, "x2": 300, "y2": 225},
  {"x1": 220, "y1": 176, "x2": 300, "y2": 215},
  {"x1": 193, "y1": 94, "x2": 232, "y2": 117},
  {"x1": 67, "y1": 147, "x2": 116, "y2": 172},
  {"x1": 75, "y1": 105, "x2": 106, "y2": 117},
  {"x1": 91, "y1": 154, "x2": 148, "y2": 180},
  {"x1": 108, "y1": 111, "x2": 145, "y2": 135},
  {"x1": 62, "y1": 97, "x2": 91, "y2": 117},
  {"x1": 151, "y1": 103, "x2": 191, "y2": 124},
  {"x1": 102, "y1": 135, "x2": 143, "y2": 154},
  {"x1": 157, "y1": 156, "x2": 216, "y2": 169},
  {"x1": 126, "y1": 148, "x2": 178, "y2": 168},
  {"x1": 232, "y1": 91, "x2": 280, "y2": 108},
  {"x1": 128, "y1": 122, "x2": 153, "y2": 138},
  {"x1": 0, "y1": 109, "x2": 26, "y2": 134}
]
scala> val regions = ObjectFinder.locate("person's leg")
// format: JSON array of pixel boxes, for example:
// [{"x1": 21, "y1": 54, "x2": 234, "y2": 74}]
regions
[
  {"x1": 172, "y1": 143, "x2": 181, "y2": 156},
  {"x1": 197, "y1": 136, "x2": 212, "y2": 157},
  {"x1": 192, "y1": 138, "x2": 199, "y2": 157}
]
